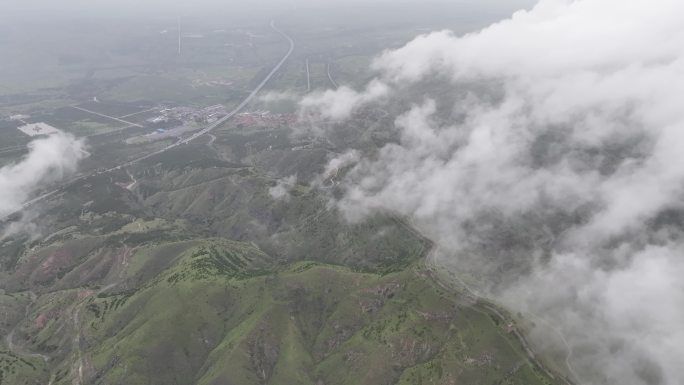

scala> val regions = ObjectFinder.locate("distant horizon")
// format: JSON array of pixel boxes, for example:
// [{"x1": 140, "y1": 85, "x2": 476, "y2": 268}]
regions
[{"x1": 2, "y1": 0, "x2": 536, "y2": 21}]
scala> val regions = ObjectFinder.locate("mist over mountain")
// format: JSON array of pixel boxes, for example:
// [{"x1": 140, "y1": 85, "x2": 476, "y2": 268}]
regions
[
  {"x1": 302, "y1": 0, "x2": 684, "y2": 383},
  {"x1": 1, "y1": 0, "x2": 680, "y2": 384},
  {"x1": 0, "y1": 132, "x2": 85, "y2": 219}
]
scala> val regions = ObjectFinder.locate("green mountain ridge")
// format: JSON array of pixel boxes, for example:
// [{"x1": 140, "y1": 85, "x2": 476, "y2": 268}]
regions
[
  {"x1": 0, "y1": 130, "x2": 567, "y2": 385},
  {"x1": 2, "y1": 237, "x2": 558, "y2": 385}
]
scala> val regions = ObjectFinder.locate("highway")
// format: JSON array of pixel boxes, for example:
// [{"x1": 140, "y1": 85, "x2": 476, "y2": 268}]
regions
[
  {"x1": 110, "y1": 20, "x2": 295, "y2": 171},
  {"x1": 305, "y1": 58, "x2": 311, "y2": 92},
  {"x1": 4, "y1": 20, "x2": 294, "y2": 218},
  {"x1": 327, "y1": 61, "x2": 339, "y2": 89}
]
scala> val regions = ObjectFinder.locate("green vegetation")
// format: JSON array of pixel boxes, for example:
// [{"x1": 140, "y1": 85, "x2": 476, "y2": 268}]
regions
[
  {"x1": 0, "y1": 351, "x2": 45, "y2": 385},
  {"x1": 0, "y1": 98, "x2": 566, "y2": 385},
  {"x1": 66, "y1": 244, "x2": 555, "y2": 385},
  {"x1": 0, "y1": 11, "x2": 570, "y2": 385},
  {"x1": 0, "y1": 203, "x2": 564, "y2": 385}
]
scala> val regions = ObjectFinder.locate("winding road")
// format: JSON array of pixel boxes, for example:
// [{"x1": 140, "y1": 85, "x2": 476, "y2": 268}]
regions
[
  {"x1": 422, "y1": 249, "x2": 579, "y2": 385},
  {"x1": 327, "y1": 61, "x2": 339, "y2": 89},
  {"x1": 392, "y1": 216, "x2": 578, "y2": 385},
  {"x1": 5, "y1": 291, "x2": 50, "y2": 363},
  {"x1": 305, "y1": 58, "x2": 311, "y2": 92}
]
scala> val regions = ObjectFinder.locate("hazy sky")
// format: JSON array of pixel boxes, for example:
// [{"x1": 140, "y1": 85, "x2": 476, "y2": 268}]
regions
[
  {"x1": 5, "y1": 0, "x2": 535, "y2": 10},
  {"x1": 3, "y1": 0, "x2": 536, "y2": 21}
]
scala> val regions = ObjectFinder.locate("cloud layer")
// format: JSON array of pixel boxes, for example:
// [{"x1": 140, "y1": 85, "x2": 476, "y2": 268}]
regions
[
  {"x1": 301, "y1": 0, "x2": 684, "y2": 384},
  {"x1": 0, "y1": 132, "x2": 87, "y2": 219}
]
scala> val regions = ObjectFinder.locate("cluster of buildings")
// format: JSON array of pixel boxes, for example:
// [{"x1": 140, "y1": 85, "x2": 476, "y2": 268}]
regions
[
  {"x1": 147, "y1": 107, "x2": 297, "y2": 130},
  {"x1": 191, "y1": 79, "x2": 234, "y2": 88},
  {"x1": 148, "y1": 105, "x2": 228, "y2": 125},
  {"x1": 7, "y1": 102, "x2": 297, "y2": 141},
  {"x1": 232, "y1": 111, "x2": 297, "y2": 128}
]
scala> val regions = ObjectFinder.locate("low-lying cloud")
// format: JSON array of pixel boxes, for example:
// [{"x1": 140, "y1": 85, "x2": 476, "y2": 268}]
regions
[
  {"x1": 301, "y1": 0, "x2": 684, "y2": 384},
  {"x1": 0, "y1": 132, "x2": 87, "y2": 221},
  {"x1": 300, "y1": 80, "x2": 390, "y2": 121},
  {"x1": 269, "y1": 174, "x2": 297, "y2": 201}
]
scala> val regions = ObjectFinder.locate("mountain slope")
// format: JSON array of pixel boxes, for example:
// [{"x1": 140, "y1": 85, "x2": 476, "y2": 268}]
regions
[{"x1": 55, "y1": 243, "x2": 556, "y2": 385}]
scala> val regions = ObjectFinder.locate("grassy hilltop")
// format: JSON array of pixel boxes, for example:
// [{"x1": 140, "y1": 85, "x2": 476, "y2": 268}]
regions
[{"x1": 3, "y1": 237, "x2": 554, "y2": 385}]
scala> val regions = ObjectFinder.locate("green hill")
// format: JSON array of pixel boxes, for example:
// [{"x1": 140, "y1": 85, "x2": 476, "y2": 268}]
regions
[
  {"x1": 8, "y1": 239, "x2": 555, "y2": 385},
  {"x1": 0, "y1": 137, "x2": 567, "y2": 385}
]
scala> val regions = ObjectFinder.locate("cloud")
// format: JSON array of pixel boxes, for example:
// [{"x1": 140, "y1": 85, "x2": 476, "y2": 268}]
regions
[
  {"x1": 303, "y1": 0, "x2": 684, "y2": 384},
  {"x1": 0, "y1": 132, "x2": 87, "y2": 220},
  {"x1": 322, "y1": 150, "x2": 360, "y2": 180},
  {"x1": 269, "y1": 174, "x2": 297, "y2": 201},
  {"x1": 1, "y1": 209, "x2": 41, "y2": 241},
  {"x1": 299, "y1": 79, "x2": 390, "y2": 121},
  {"x1": 259, "y1": 91, "x2": 300, "y2": 103}
]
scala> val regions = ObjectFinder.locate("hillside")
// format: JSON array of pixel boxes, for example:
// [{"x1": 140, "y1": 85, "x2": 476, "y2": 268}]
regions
[
  {"x1": 2, "y1": 237, "x2": 557, "y2": 385},
  {"x1": 0, "y1": 123, "x2": 571, "y2": 385}
]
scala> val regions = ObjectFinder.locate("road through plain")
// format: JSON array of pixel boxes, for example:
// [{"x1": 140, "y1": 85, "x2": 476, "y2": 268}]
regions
[{"x1": 2, "y1": 20, "x2": 295, "y2": 220}]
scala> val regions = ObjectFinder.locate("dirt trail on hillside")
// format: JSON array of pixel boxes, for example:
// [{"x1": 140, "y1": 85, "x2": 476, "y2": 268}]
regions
[
  {"x1": 5, "y1": 291, "x2": 51, "y2": 363},
  {"x1": 393, "y1": 216, "x2": 577, "y2": 385}
]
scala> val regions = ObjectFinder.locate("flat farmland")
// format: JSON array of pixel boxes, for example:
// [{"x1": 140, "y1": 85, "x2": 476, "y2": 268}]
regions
[
  {"x1": 76, "y1": 100, "x2": 155, "y2": 118},
  {"x1": 32, "y1": 107, "x2": 123, "y2": 137},
  {"x1": 29, "y1": 101, "x2": 159, "y2": 137}
]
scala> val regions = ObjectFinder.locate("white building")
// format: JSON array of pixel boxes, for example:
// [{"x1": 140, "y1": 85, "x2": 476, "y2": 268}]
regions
[{"x1": 17, "y1": 122, "x2": 60, "y2": 137}]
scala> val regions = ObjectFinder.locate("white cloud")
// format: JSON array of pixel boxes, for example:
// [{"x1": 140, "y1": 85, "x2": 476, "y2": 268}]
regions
[
  {"x1": 0, "y1": 132, "x2": 87, "y2": 219},
  {"x1": 1, "y1": 209, "x2": 41, "y2": 241},
  {"x1": 259, "y1": 91, "x2": 299, "y2": 103},
  {"x1": 322, "y1": 150, "x2": 360, "y2": 180},
  {"x1": 299, "y1": 79, "x2": 390, "y2": 121},
  {"x1": 269, "y1": 174, "x2": 297, "y2": 201},
  {"x1": 303, "y1": 0, "x2": 684, "y2": 383}
]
